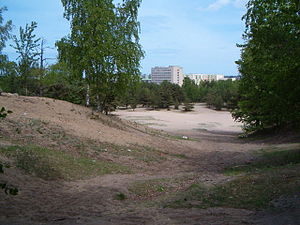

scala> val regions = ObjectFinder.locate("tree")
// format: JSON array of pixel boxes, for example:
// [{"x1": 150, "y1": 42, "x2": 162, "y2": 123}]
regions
[
  {"x1": 233, "y1": 0, "x2": 300, "y2": 131},
  {"x1": 11, "y1": 22, "x2": 41, "y2": 95},
  {"x1": 170, "y1": 83, "x2": 184, "y2": 109},
  {"x1": 138, "y1": 86, "x2": 152, "y2": 107},
  {"x1": 183, "y1": 98, "x2": 194, "y2": 112},
  {"x1": 40, "y1": 62, "x2": 86, "y2": 104},
  {"x1": 158, "y1": 81, "x2": 174, "y2": 109},
  {"x1": 0, "y1": 7, "x2": 12, "y2": 76},
  {"x1": 182, "y1": 77, "x2": 199, "y2": 102},
  {"x1": 58, "y1": 0, "x2": 144, "y2": 114}
]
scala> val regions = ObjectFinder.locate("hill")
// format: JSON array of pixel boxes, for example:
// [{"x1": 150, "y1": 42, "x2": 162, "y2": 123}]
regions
[{"x1": 0, "y1": 94, "x2": 299, "y2": 225}]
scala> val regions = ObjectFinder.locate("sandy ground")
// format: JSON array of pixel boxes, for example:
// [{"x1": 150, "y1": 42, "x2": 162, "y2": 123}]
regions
[
  {"x1": 113, "y1": 103, "x2": 242, "y2": 136},
  {"x1": 0, "y1": 95, "x2": 298, "y2": 225}
]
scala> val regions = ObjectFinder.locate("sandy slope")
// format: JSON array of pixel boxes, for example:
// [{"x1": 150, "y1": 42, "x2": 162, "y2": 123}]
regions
[{"x1": 0, "y1": 95, "x2": 297, "y2": 225}]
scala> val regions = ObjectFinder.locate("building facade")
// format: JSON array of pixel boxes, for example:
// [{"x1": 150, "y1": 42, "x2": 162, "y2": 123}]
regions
[
  {"x1": 151, "y1": 66, "x2": 184, "y2": 86},
  {"x1": 185, "y1": 74, "x2": 225, "y2": 85}
]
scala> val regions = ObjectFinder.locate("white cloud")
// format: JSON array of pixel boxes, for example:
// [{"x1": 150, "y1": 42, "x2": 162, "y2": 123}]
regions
[
  {"x1": 198, "y1": 0, "x2": 247, "y2": 11},
  {"x1": 207, "y1": 0, "x2": 231, "y2": 11},
  {"x1": 233, "y1": 0, "x2": 248, "y2": 8}
]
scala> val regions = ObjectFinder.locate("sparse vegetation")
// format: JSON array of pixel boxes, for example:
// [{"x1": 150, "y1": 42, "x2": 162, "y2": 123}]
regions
[
  {"x1": 115, "y1": 192, "x2": 127, "y2": 201},
  {"x1": 0, "y1": 163, "x2": 18, "y2": 195},
  {"x1": 0, "y1": 105, "x2": 18, "y2": 195},
  {"x1": 166, "y1": 147, "x2": 300, "y2": 210},
  {"x1": 0, "y1": 145, "x2": 131, "y2": 180},
  {"x1": 225, "y1": 147, "x2": 300, "y2": 175},
  {"x1": 129, "y1": 178, "x2": 181, "y2": 199}
]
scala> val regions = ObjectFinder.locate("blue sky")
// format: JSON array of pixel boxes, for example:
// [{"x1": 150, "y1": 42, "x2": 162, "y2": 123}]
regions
[{"x1": 2, "y1": 0, "x2": 247, "y2": 76}]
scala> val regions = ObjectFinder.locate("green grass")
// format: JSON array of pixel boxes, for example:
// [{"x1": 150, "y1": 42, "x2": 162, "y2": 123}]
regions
[
  {"x1": 225, "y1": 148, "x2": 300, "y2": 175},
  {"x1": 0, "y1": 145, "x2": 131, "y2": 180},
  {"x1": 129, "y1": 178, "x2": 181, "y2": 199},
  {"x1": 167, "y1": 135, "x2": 199, "y2": 142},
  {"x1": 91, "y1": 143, "x2": 167, "y2": 163},
  {"x1": 115, "y1": 192, "x2": 127, "y2": 200},
  {"x1": 166, "y1": 147, "x2": 300, "y2": 210},
  {"x1": 168, "y1": 153, "x2": 188, "y2": 159},
  {"x1": 166, "y1": 164, "x2": 300, "y2": 210}
]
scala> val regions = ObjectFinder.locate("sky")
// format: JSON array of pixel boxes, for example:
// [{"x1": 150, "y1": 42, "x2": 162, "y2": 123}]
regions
[{"x1": 2, "y1": 0, "x2": 248, "y2": 76}]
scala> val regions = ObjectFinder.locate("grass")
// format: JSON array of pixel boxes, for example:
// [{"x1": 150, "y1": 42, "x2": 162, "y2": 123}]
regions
[
  {"x1": 166, "y1": 147, "x2": 300, "y2": 210},
  {"x1": 91, "y1": 143, "x2": 168, "y2": 163},
  {"x1": 129, "y1": 178, "x2": 181, "y2": 199},
  {"x1": 115, "y1": 192, "x2": 127, "y2": 200},
  {"x1": 0, "y1": 145, "x2": 131, "y2": 180},
  {"x1": 166, "y1": 165, "x2": 300, "y2": 210},
  {"x1": 89, "y1": 112, "x2": 125, "y2": 130},
  {"x1": 166, "y1": 134, "x2": 199, "y2": 142},
  {"x1": 168, "y1": 153, "x2": 188, "y2": 159},
  {"x1": 1, "y1": 117, "x2": 175, "y2": 167},
  {"x1": 224, "y1": 148, "x2": 300, "y2": 175}
]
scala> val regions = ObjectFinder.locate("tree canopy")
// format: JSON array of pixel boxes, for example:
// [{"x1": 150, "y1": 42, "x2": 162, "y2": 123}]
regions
[
  {"x1": 0, "y1": 7, "x2": 12, "y2": 76},
  {"x1": 233, "y1": 0, "x2": 300, "y2": 131},
  {"x1": 11, "y1": 22, "x2": 41, "y2": 95},
  {"x1": 57, "y1": 0, "x2": 144, "y2": 114}
]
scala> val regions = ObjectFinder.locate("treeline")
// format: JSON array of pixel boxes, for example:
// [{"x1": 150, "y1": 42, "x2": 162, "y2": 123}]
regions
[
  {"x1": 182, "y1": 78, "x2": 239, "y2": 110},
  {"x1": 117, "y1": 78, "x2": 239, "y2": 111},
  {"x1": 0, "y1": 62, "x2": 87, "y2": 105},
  {"x1": 0, "y1": 63, "x2": 240, "y2": 112},
  {"x1": 1, "y1": 0, "x2": 300, "y2": 133}
]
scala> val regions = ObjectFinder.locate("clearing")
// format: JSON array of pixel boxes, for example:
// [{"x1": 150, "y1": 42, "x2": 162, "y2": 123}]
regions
[{"x1": 0, "y1": 95, "x2": 299, "y2": 225}]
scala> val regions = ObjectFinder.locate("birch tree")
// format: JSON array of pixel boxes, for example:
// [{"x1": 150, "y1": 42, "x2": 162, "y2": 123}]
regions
[{"x1": 57, "y1": 0, "x2": 144, "y2": 114}]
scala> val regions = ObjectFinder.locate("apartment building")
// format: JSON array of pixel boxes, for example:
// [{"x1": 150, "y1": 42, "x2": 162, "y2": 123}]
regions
[
  {"x1": 151, "y1": 66, "x2": 184, "y2": 86},
  {"x1": 186, "y1": 74, "x2": 225, "y2": 85}
]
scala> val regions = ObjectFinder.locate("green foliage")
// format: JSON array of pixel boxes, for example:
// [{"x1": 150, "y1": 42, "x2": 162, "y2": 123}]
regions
[
  {"x1": 40, "y1": 63, "x2": 86, "y2": 105},
  {"x1": 115, "y1": 192, "x2": 127, "y2": 200},
  {"x1": 158, "y1": 81, "x2": 175, "y2": 109},
  {"x1": 58, "y1": 0, "x2": 144, "y2": 114},
  {"x1": 233, "y1": 0, "x2": 300, "y2": 131},
  {"x1": 0, "y1": 163, "x2": 18, "y2": 195},
  {"x1": 0, "y1": 105, "x2": 18, "y2": 195},
  {"x1": 0, "y1": 7, "x2": 12, "y2": 52},
  {"x1": 118, "y1": 78, "x2": 239, "y2": 111},
  {"x1": 0, "y1": 182, "x2": 18, "y2": 195},
  {"x1": 183, "y1": 100, "x2": 194, "y2": 112},
  {"x1": 181, "y1": 77, "x2": 239, "y2": 110},
  {"x1": 10, "y1": 21, "x2": 41, "y2": 96},
  {"x1": 118, "y1": 81, "x2": 185, "y2": 110},
  {"x1": 205, "y1": 80, "x2": 239, "y2": 110},
  {"x1": 0, "y1": 6, "x2": 12, "y2": 78},
  {"x1": 182, "y1": 77, "x2": 200, "y2": 102},
  {"x1": 0, "y1": 107, "x2": 12, "y2": 119},
  {"x1": 0, "y1": 61, "x2": 20, "y2": 93}
]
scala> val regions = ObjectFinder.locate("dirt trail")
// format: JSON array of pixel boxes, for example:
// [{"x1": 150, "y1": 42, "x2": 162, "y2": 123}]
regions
[{"x1": 0, "y1": 95, "x2": 293, "y2": 225}]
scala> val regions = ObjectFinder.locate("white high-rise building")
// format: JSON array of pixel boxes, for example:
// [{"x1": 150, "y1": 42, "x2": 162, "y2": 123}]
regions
[
  {"x1": 186, "y1": 74, "x2": 225, "y2": 85},
  {"x1": 151, "y1": 66, "x2": 184, "y2": 86}
]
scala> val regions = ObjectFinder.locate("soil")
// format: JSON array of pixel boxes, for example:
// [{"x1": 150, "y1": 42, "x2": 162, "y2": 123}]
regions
[{"x1": 0, "y1": 95, "x2": 299, "y2": 225}]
